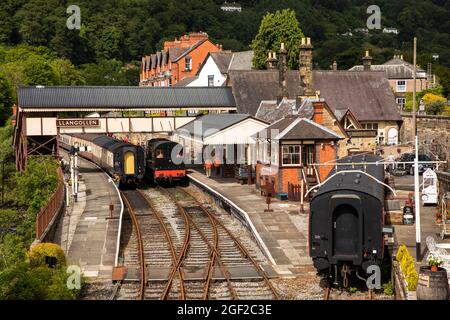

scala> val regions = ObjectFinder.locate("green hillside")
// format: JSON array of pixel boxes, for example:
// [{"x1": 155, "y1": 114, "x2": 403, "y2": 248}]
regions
[{"x1": 0, "y1": 0, "x2": 448, "y2": 95}]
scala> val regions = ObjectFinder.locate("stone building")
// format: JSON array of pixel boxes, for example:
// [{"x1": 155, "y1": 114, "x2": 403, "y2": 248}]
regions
[
  {"x1": 228, "y1": 38, "x2": 401, "y2": 146},
  {"x1": 349, "y1": 53, "x2": 428, "y2": 109}
]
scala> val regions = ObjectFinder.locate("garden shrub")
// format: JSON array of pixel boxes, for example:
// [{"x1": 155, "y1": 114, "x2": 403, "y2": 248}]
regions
[
  {"x1": 28, "y1": 243, "x2": 66, "y2": 268},
  {"x1": 397, "y1": 244, "x2": 418, "y2": 291},
  {"x1": 396, "y1": 245, "x2": 408, "y2": 263}
]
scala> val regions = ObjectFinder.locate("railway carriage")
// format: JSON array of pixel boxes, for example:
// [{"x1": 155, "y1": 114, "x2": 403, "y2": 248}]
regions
[
  {"x1": 309, "y1": 154, "x2": 386, "y2": 287},
  {"x1": 60, "y1": 134, "x2": 145, "y2": 188}
]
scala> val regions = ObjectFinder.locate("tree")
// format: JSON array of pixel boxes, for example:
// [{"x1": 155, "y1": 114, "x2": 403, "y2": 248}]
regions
[
  {"x1": 0, "y1": 72, "x2": 13, "y2": 125},
  {"x1": 251, "y1": 9, "x2": 304, "y2": 70},
  {"x1": 49, "y1": 59, "x2": 85, "y2": 86}
]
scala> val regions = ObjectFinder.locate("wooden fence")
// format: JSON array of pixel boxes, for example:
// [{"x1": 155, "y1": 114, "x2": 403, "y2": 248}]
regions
[
  {"x1": 35, "y1": 167, "x2": 65, "y2": 240},
  {"x1": 288, "y1": 182, "x2": 301, "y2": 201}
]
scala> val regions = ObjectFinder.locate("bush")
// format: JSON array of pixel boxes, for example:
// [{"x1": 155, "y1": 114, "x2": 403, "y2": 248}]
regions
[
  {"x1": 28, "y1": 243, "x2": 67, "y2": 268},
  {"x1": 396, "y1": 244, "x2": 418, "y2": 291},
  {"x1": 396, "y1": 245, "x2": 408, "y2": 262},
  {"x1": 406, "y1": 268, "x2": 418, "y2": 291},
  {"x1": 382, "y1": 282, "x2": 394, "y2": 296}
]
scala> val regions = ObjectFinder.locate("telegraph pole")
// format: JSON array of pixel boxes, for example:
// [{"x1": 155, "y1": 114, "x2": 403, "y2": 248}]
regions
[{"x1": 412, "y1": 37, "x2": 421, "y2": 261}]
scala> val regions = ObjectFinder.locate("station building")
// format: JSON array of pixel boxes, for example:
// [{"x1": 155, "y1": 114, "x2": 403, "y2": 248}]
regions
[{"x1": 172, "y1": 113, "x2": 268, "y2": 179}]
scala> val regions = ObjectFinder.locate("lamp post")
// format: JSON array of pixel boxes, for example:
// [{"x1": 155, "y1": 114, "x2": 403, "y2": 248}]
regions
[{"x1": 412, "y1": 37, "x2": 422, "y2": 261}]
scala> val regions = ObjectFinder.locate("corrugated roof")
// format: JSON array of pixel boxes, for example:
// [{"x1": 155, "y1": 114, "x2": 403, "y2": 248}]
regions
[
  {"x1": 228, "y1": 70, "x2": 401, "y2": 122},
  {"x1": 175, "y1": 113, "x2": 253, "y2": 138},
  {"x1": 18, "y1": 86, "x2": 236, "y2": 109}
]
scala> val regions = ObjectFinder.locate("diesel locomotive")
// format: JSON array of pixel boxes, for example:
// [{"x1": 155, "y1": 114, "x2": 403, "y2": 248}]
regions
[
  {"x1": 309, "y1": 154, "x2": 386, "y2": 287},
  {"x1": 145, "y1": 138, "x2": 187, "y2": 185},
  {"x1": 60, "y1": 134, "x2": 145, "y2": 188}
]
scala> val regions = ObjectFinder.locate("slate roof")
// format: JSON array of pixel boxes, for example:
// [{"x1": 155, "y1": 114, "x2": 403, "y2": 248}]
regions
[
  {"x1": 256, "y1": 98, "x2": 317, "y2": 123},
  {"x1": 254, "y1": 116, "x2": 342, "y2": 140},
  {"x1": 229, "y1": 51, "x2": 254, "y2": 70},
  {"x1": 210, "y1": 52, "x2": 233, "y2": 74},
  {"x1": 228, "y1": 70, "x2": 402, "y2": 122},
  {"x1": 349, "y1": 57, "x2": 427, "y2": 79},
  {"x1": 175, "y1": 113, "x2": 260, "y2": 138},
  {"x1": 17, "y1": 86, "x2": 236, "y2": 110},
  {"x1": 173, "y1": 76, "x2": 199, "y2": 87}
]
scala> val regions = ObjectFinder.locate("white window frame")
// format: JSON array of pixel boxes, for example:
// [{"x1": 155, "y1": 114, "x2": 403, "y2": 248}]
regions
[
  {"x1": 396, "y1": 80, "x2": 406, "y2": 92},
  {"x1": 282, "y1": 144, "x2": 301, "y2": 167},
  {"x1": 396, "y1": 97, "x2": 406, "y2": 108},
  {"x1": 185, "y1": 57, "x2": 192, "y2": 71},
  {"x1": 208, "y1": 75, "x2": 214, "y2": 87}
]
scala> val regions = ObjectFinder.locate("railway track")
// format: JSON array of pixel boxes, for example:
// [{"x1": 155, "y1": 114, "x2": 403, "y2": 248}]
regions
[
  {"x1": 115, "y1": 185, "x2": 279, "y2": 300},
  {"x1": 323, "y1": 287, "x2": 374, "y2": 300},
  {"x1": 161, "y1": 186, "x2": 279, "y2": 300},
  {"x1": 115, "y1": 189, "x2": 185, "y2": 300}
]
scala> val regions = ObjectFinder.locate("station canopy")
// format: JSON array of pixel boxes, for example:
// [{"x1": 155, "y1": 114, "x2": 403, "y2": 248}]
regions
[{"x1": 17, "y1": 86, "x2": 237, "y2": 112}]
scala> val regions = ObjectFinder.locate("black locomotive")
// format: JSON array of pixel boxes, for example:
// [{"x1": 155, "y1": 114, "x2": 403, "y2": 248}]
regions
[
  {"x1": 145, "y1": 138, "x2": 187, "y2": 185},
  {"x1": 60, "y1": 134, "x2": 145, "y2": 188},
  {"x1": 309, "y1": 154, "x2": 386, "y2": 286}
]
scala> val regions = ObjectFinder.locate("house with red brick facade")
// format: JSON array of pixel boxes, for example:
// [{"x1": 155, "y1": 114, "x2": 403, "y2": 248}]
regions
[
  {"x1": 253, "y1": 102, "x2": 344, "y2": 197},
  {"x1": 140, "y1": 32, "x2": 222, "y2": 87}
]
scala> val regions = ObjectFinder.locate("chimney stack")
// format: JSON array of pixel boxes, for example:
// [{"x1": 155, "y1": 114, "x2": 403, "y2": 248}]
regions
[
  {"x1": 277, "y1": 43, "x2": 288, "y2": 104},
  {"x1": 332, "y1": 60, "x2": 338, "y2": 71},
  {"x1": 298, "y1": 37, "x2": 314, "y2": 102},
  {"x1": 362, "y1": 50, "x2": 372, "y2": 71},
  {"x1": 266, "y1": 52, "x2": 278, "y2": 70}
]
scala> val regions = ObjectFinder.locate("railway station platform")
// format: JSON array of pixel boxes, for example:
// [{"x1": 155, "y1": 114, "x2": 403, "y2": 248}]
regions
[
  {"x1": 187, "y1": 169, "x2": 312, "y2": 276},
  {"x1": 54, "y1": 153, "x2": 122, "y2": 280}
]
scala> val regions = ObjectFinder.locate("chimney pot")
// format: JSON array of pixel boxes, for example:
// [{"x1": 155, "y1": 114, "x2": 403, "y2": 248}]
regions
[
  {"x1": 400, "y1": 54, "x2": 403, "y2": 60},
  {"x1": 281, "y1": 42, "x2": 285, "y2": 50},
  {"x1": 307, "y1": 37, "x2": 311, "y2": 45}
]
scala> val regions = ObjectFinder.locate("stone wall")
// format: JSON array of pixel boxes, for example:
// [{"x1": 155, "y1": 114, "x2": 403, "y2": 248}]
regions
[{"x1": 400, "y1": 113, "x2": 450, "y2": 168}]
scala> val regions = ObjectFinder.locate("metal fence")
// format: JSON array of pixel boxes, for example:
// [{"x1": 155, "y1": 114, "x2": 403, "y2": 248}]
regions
[{"x1": 35, "y1": 167, "x2": 65, "y2": 240}]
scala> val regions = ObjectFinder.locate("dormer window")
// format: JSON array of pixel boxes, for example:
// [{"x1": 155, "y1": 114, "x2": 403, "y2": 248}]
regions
[{"x1": 185, "y1": 57, "x2": 192, "y2": 71}]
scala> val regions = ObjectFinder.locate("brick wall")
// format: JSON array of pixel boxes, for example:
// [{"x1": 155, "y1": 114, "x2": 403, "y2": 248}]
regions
[{"x1": 318, "y1": 143, "x2": 336, "y2": 181}]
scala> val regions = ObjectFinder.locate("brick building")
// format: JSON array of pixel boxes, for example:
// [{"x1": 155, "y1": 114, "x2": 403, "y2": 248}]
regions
[
  {"x1": 140, "y1": 32, "x2": 222, "y2": 87},
  {"x1": 253, "y1": 110, "x2": 342, "y2": 196}
]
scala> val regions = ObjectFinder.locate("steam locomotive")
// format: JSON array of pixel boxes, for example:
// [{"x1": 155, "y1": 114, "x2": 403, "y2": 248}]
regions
[
  {"x1": 145, "y1": 138, "x2": 187, "y2": 185},
  {"x1": 309, "y1": 154, "x2": 386, "y2": 287},
  {"x1": 60, "y1": 134, "x2": 145, "y2": 188}
]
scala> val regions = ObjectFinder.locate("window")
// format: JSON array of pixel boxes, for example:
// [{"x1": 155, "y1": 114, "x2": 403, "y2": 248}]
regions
[
  {"x1": 362, "y1": 122, "x2": 378, "y2": 131},
  {"x1": 155, "y1": 149, "x2": 164, "y2": 159},
  {"x1": 396, "y1": 80, "x2": 406, "y2": 92},
  {"x1": 185, "y1": 57, "x2": 192, "y2": 71},
  {"x1": 282, "y1": 145, "x2": 301, "y2": 166},
  {"x1": 208, "y1": 75, "x2": 214, "y2": 87},
  {"x1": 396, "y1": 97, "x2": 406, "y2": 108}
]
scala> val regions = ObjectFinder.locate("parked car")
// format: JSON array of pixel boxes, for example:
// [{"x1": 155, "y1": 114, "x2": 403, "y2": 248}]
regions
[{"x1": 398, "y1": 153, "x2": 434, "y2": 175}]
